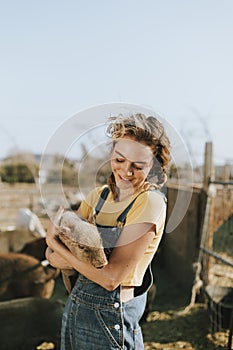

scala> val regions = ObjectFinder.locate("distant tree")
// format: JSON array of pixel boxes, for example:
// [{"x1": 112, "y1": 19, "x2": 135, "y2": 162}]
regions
[
  {"x1": 44, "y1": 144, "x2": 111, "y2": 189},
  {"x1": 77, "y1": 143, "x2": 111, "y2": 190},
  {"x1": 0, "y1": 151, "x2": 40, "y2": 183},
  {"x1": 46, "y1": 154, "x2": 79, "y2": 187},
  {"x1": 62, "y1": 158, "x2": 79, "y2": 186},
  {"x1": 168, "y1": 163, "x2": 179, "y2": 179},
  {"x1": 96, "y1": 161, "x2": 111, "y2": 185},
  {"x1": 0, "y1": 163, "x2": 38, "y2": 183}
]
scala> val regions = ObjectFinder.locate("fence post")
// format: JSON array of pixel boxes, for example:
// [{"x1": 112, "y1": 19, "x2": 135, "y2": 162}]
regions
[
  {"x1": 223, "y1": 164, "x2": 230, "y2": 181},
  {"x1": 203, "y1": 142, "x2": 214, "y2": 191},
  {"x1": 201, "y1": 142, "x2": 215, "y2": 287}
]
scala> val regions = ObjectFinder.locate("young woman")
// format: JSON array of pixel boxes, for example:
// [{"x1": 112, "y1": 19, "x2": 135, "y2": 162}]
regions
[{"x1": 46, "y1": 113, "x2": 171, "y2": 349}]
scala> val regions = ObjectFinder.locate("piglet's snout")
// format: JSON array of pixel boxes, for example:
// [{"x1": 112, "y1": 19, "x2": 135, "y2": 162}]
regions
[{"x1": 93, "y1": 253, "x2": 108, "y2": 269}]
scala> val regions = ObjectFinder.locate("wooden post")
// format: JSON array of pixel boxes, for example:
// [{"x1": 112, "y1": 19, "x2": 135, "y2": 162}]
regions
[
  {"x1": 201, "y1": 142, "x2": 215, "y2": 287},
  {"x1": 223, "y1": 164, "x2": 230, "y2": 182},
  {"x1": 203, "y1": 142, "x2": 214, "y2": 191}
]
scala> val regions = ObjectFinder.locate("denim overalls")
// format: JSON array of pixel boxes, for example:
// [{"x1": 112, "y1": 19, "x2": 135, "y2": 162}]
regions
[{"x1": 61, "y1": 187, "x2": 153, "y2": 350}]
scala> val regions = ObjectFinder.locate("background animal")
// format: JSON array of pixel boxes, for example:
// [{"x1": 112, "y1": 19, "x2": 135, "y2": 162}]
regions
[
  {"x1": 0, "y1": 229, "x2": 37, "y2": 253},
  {"x1": 0, "y1": 297, "x2": 64, "y2": 350},
  {"x1": 0, "y1": 208, "x2": 47, "y2": 253},
  {"x1": 0, "y1": 252, "x2": 59, "y2": 301},
  {"x1": 15, "y1": 208, "x2": 46, "y2": 237},
  {"x1": 20, "y1": 237, "x2": 47, "y2": 261}
]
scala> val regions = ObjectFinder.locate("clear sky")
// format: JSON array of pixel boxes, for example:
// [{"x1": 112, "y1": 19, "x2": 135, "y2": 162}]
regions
[{"x1": 0, "y1": 0, "x2": 233, "y2": 166}]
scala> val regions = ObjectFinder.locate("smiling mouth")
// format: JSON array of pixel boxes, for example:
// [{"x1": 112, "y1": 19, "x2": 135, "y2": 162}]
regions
[{"x1": 119, "y1": 174, "x2": 131, "y2": 182}]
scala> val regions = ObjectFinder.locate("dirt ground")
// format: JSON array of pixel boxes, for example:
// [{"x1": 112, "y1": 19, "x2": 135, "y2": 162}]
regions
[{"x1": 141, "y1": 264, "x2": 232, "y2": 350}]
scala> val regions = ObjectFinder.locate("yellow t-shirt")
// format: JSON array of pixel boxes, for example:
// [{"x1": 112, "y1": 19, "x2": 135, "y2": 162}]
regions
[{"x1": 80, "y1": 185, "x2": 167, "y2": 287}]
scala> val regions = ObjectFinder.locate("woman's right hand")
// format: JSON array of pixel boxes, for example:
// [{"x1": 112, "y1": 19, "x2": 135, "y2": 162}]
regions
[{"x1": 45, "y1": 247, "x2": 73, "y2": 270}]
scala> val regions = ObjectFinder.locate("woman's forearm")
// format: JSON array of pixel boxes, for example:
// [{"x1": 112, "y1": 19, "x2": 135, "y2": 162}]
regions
[
  {"x1": 47, "y1": 238, "x2": 120, "y2": 290},
  {"x1": 51, "y1": 238, "x2": 119, "y2": 290}
]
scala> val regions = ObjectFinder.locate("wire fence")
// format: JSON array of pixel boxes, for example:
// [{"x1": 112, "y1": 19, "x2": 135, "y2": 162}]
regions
[{"x1": 201, "y1": 180, "x2": 233, "y2": 349}]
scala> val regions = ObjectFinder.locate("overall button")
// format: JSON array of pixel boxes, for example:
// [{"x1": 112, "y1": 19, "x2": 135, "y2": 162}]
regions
[
  {"x1": 114, "y1": 302, "x2": 120, "y2": 308},
  {"x1": 114, "y1": 324, "x2": 120, "y2": 331}
]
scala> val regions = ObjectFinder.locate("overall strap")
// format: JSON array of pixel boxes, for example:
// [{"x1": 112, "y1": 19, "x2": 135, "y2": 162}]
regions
[
  {"x1": 116, "y1": 189, "x2": 167, "y2": 227},
  {"x1": 95, "y1": 187, "x2": 166, "y2": 226},
  {"x1": 94, "y1": 187, "x2": 110, "y2": 215},
  {"x1": 116, "y1": 191, "x2": 146, "y2": 227}
]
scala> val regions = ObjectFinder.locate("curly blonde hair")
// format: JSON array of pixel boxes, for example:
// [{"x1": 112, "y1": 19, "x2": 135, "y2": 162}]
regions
[{"x1": 106, "y1": 113, "x2": 171, "y2": 199}]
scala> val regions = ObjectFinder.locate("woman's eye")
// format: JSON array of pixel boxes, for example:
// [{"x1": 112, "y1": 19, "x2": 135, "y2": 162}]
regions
[
  {"x1": 134, "y1": 164, "x2": 144, "y2": 170},
  {"x1": 78, "y1": 244, "x2": 89, "y2": 253},
  {"x1": 116, "y1": 158, "x2": 124, "y2": 163},
  {"x1": 134, "y1": 165, "x2": 143, "y2": 171}
]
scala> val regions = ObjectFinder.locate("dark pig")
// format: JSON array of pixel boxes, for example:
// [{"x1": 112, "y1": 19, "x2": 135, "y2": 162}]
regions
[
  {"x1": 0, "y1": 253, "x2": 59, "y2": 301},
  {"x1": 0, "y1": 297, "x2": 63, "y2": 350}
]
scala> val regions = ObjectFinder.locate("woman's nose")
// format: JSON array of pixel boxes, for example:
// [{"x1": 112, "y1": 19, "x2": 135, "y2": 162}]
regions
[{"x1": 125, "y1": 163, "x2": 133, "y2": 176}]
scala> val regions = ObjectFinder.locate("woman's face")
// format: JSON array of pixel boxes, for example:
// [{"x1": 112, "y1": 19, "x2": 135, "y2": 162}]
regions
[{"x1": 111, "y1": 137, "x2": 154, "y2": 193}]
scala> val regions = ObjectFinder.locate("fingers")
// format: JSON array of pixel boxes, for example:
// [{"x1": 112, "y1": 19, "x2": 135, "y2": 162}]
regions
[
  {"x1": 45, "y1": 246, "x2": 53, "y2": 262},
  {"x1": 45, "y1": 246, "x2": 71, "y2": 269}
]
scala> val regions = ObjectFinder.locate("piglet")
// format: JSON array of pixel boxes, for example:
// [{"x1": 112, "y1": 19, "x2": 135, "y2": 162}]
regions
[{"x1": 56, "y1": 211, "x2": 107, "y2": 269}]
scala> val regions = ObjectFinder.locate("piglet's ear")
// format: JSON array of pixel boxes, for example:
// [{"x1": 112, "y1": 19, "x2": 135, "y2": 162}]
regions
[{"x1": 53, "y1": 207, "x2": 65, "y2": 227}]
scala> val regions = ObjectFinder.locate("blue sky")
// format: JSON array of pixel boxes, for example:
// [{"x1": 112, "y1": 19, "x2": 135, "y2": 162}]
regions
[{"x1": 0, "y1": 0, "x2": 233, "y2": 166}]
